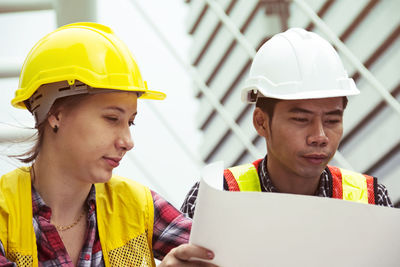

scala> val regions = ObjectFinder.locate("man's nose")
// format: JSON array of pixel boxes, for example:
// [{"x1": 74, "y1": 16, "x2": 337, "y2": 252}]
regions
[{"x1": 306, "y1": 120, "x2": 328, "y2": 147}]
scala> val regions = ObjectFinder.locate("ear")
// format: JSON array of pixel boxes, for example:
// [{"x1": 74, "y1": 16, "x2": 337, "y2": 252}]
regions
[
  {"x1": 47, "y1": 111, "x2": 62, "y2": 129},
  {"x1": 253, "y1": 107, "x2": 270, "y2": 139}
]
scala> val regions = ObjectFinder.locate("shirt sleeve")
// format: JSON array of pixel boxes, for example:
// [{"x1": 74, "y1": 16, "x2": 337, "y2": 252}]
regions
[
  {"x1": 0, "y1": 241, "x2": 16, "y2": 267},
  {"x1": 375, "y1": 182, "x2": 394, "y2": 207},
  {"x1": 179, "y1": 182, "x2": 200, "y2": 219},
  {"x1": 151, "y1": 191, "x2": 192, "y2": 261}
]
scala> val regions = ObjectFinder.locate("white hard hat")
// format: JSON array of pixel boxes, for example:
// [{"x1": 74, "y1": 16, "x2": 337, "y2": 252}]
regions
[{"x1": 242, "y1": 28, "x2": 359, "y2": 103}]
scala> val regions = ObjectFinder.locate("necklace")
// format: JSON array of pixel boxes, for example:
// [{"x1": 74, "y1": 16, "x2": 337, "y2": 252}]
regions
[{"x1": 53, "y1": 210, "x2": 85, "y2": 232}]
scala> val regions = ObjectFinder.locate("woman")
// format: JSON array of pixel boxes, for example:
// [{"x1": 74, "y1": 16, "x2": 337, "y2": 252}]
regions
[{"x1": 0, "y1": 22, "x2": 216, "y2": 267}]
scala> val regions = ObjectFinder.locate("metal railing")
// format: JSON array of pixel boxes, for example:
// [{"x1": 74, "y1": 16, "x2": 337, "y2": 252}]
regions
[
  {"x1": 0, "y1": 0, "x2": 52, "y2": 13},
  {"x1": 204, "y1": 0, "x2": 400, "y2": 117},
  {"x1": 293, "y1": 0, "x2": 400, "y2": 117}
]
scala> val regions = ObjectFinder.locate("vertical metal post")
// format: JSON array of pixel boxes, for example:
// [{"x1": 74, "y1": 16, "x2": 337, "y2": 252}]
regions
[{"x1": 54, "y1": 0, "x2": 97, "y2": 27}]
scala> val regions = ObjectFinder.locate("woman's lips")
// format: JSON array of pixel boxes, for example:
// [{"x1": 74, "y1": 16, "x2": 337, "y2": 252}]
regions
[{"x1": 103, "y1": 157, "x2": 121, "y2": 168}]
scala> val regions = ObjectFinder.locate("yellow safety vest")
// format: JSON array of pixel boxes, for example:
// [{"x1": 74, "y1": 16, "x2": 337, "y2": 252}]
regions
[
  {"x1": 224, "y1": 159, "x2": 377, "y2": 204},
  {"x1": 0, "y1": 167, "x2": 155, "y2": 267}
]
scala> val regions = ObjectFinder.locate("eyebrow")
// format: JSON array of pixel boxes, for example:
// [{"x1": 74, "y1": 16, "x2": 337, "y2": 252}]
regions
[
  {"x1": 289, "y1": 107, "x2": 343, "y2": 116},
  {"x1": 289, "y1": 107, "x2": 313, "y2": 114},
  {"x1": 325, "y1": 109, "x2": 343, "y2": 116},
  {"x1": 103, "y1": 106, "x2": 138, "y2": 116}
]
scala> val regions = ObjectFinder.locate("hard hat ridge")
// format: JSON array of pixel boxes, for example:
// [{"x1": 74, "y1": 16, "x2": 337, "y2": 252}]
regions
[{"x1": 242, "y1": 28, "x2": 359, "y2": 103}]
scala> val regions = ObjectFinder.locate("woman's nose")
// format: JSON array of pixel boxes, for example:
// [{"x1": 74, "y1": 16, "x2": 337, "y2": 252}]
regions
[{"x1": 117, "y1": 128, "x2": 134, "y2": 151}]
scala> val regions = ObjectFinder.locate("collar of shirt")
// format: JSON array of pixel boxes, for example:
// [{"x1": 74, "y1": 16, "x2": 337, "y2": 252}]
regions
[{"x1": 258, "y1": 156, "x2": 332, "y2": 197}]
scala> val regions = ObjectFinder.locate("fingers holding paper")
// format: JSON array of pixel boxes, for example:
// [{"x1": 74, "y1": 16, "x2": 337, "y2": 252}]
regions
[{"x1": 159, "y1": 244, "x2": 218, "y2": 267}]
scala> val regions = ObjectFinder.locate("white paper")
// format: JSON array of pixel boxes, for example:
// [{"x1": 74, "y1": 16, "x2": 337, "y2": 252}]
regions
[{"x1": 190, "y1": 161, "x2": 400, "y2": 267}]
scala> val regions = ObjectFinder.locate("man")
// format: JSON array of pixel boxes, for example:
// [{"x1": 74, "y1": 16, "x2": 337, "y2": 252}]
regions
[{"x1": 181, "y1": 28, "x2": 392, "y2": 218}]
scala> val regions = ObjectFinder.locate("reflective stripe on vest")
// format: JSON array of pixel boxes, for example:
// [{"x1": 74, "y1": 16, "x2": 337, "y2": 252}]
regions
[
  {"x1": 0, "y1": 168, "x2": 155, "y2": 267},
  {"x1": 224, "y1": 159, "x2": 262, "y2": 192},
  {"x1": 329, "y1": 165, "x2": 376, "y2": 204},
  {"x1": 224, "y1": 159, "x2": 376, "y2": 204}
]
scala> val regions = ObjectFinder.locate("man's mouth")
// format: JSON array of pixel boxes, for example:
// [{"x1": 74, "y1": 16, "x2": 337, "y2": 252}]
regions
[{"x1": 302, "y1": 154, "x2": 328, "y2": 165}]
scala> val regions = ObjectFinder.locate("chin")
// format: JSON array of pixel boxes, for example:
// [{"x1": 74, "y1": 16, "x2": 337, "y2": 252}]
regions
[
  {"x1": 91, "y1": 171, "x2": 113, "y2": 184},
  {"x1": 301, "y1": 167, "x2": 326, "y2": 179}
]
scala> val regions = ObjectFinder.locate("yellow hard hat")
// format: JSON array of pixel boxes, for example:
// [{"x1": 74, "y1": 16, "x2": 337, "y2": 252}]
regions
[{"x1": 12, "y1": 22, "x2": 166, "y2": 112}]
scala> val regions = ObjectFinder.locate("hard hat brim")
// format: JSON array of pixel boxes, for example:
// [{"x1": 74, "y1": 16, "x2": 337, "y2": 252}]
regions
[
  {"x1": 12, "y1": 87, "x2": 166, "y2": 110},
  {"x1": 12, "y1": 70, "x2": 166, "y2": 109},
  {"x1": 242, "y1": 76, "x2": 360, "y2": 103}
]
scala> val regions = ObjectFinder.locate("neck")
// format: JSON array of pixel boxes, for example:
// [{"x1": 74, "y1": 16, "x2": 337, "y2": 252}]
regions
[
  {"x1": 266, "y1": 156, "x2": 321, "y2": 195},
  {"x1": 32, "y1": 153, "x2": 91, "y2": 223}
]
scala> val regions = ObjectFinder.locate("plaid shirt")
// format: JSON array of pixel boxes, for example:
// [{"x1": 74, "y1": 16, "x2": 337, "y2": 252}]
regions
[
  {"x1": 0, "y1": 185, "x2": 191, "y2": 266},
  {"x1": 181, "y1": 156, "x2": 394, "y2": 218}
]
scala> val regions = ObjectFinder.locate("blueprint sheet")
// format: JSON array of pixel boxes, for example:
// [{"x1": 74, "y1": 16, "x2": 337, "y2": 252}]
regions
[{"x1": 190, "y1": 162, "x2": 400, "y2": 267}]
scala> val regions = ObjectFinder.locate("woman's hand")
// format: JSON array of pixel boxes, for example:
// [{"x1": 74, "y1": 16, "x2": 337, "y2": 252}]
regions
[{"x1": 159, "y1": 244, "x2": 218, "y2": 267}]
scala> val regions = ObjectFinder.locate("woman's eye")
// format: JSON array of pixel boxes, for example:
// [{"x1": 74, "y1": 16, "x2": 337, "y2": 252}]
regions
[
  {"x1": 105, "y1": 116, "x2": 118, "y2": 122},
  {"x1": 128, "y1": 121, "x2": 135, "y2": 127}
]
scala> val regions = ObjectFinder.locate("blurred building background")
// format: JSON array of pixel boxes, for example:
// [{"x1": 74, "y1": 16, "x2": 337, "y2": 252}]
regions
[{"x1": 0, "y1": 0, "x2": 399, "y2": 207}]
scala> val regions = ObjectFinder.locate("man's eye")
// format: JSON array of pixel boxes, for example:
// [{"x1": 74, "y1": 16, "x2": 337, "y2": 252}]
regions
[
  {"x1": 292, "y1": 117, "x2": 308, "y2": 122},
  {"x1": 326, "y1": 119, "x2": 340, "y2": 124}
]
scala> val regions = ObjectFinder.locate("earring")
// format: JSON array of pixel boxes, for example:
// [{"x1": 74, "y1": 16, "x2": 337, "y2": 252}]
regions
[{"x1": 53, "y1": 125, "x2": 59, "y2": 133}]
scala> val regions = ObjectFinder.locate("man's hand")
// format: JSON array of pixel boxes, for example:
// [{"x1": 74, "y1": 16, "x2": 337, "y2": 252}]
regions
[{"x1": 159, "y1": 244, "x2": 218, "y2": 267}]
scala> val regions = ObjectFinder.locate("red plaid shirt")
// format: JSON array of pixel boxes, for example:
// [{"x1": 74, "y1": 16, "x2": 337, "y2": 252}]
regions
[{"x1": 0, "y1": 185, "x2": 191, "y2": 266}]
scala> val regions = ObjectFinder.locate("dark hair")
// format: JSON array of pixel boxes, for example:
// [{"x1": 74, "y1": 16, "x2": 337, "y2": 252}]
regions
[
  {"x1": 13, "y1": 122, "x2": 45, "y2": 163},
  {"x1": 342, "y1": 96, "x2": 348, "y2": 109},
  {"x1": 255, "y1": 97, "x2": 281, "y2": 126},
  {"x1": 14, "y1": 94, "x2": 88, "y2": 163}
]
